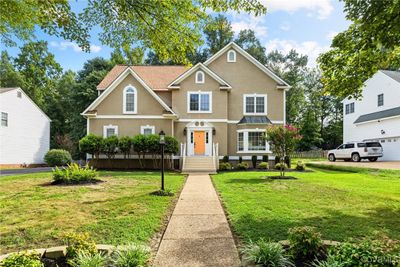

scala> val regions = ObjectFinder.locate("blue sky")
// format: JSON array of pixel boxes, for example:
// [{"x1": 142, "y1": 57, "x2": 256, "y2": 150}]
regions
[{"x1": 3, "y1": 0, "x2": 350, "y2": 72}]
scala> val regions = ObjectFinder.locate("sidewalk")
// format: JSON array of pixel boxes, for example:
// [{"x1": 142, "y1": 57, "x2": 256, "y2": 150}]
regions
[{"x1": 153, "y1": 174, "x2": 240, "y2": 267}]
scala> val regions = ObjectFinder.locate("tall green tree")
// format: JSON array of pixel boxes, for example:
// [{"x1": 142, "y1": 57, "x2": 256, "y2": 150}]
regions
[
  {"x1": 204, "y1": 14, "x2": 234, "y2": 55},
  {"x1": 0, "y1": 51, "x2": 24, "y2": 87},
  {"x1": 14, "y1": 41, "x2": 62, "y2": 108},
  {"x1": 235, "y1": 29, "x2": 267, "y2": 64},
  {"x1": 318, "y1": 0, "x2": 400, "y2": 99},
  {"x1": 110, "y1": 46, "x2": 144, "y2": 65},
  {"x1": 297, "y1": 108, "x2": 322, "y2": 151}
]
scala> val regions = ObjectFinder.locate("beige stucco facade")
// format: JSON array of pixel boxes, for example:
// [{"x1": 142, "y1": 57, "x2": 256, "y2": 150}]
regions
[{"x1": 84, "y1": 42, "x2": 288, "y2": 158}]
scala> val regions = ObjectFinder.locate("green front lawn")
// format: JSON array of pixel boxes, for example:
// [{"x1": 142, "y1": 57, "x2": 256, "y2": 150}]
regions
[
  {"x1": 0, "y1": 171, "x2": 184, "y2": 254},
  {"x1": 212, "y1": 168, "x2": 400, "y2": 242}
]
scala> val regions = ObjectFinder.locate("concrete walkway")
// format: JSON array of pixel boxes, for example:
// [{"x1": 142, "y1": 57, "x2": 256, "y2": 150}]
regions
[{"x1": 153, "y1": 174, "x2": 240, "y2": 267}]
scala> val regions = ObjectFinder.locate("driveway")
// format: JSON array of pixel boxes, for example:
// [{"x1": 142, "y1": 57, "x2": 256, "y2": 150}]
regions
[
  {"x1": 310, "y1": 161, "x2": 400, "y2": 170},
  {"x1": 0, "y1": 167, "x2": 53, "y2": 176}
]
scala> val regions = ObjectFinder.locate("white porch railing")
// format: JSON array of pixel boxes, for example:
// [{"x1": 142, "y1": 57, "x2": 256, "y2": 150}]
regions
[
  {"x1": 212, "y1": 143, "x2": 219, "y2": 170},
  {"x1": 180, "y1": 143, "x2": 187, "y2": 170}
]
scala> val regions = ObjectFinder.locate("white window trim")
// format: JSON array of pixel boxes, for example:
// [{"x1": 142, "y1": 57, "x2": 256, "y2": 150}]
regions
[
  {"x1": 140, "y1": 125, "x2": 155, "y2": 135},
  {"x1": 103, "y1": 124, "x2": 118, "y2": 138},
  {"x1": 237, "y1": 129, "x2": 269, "y2": 153},
  {"x1": 1, "y1": 112, "x2": 8, "y2": 127},
  {"x1": 243, "y1": 94, "x2": 267, "y2": 115},
  {"x1": 377, "y1": 93, "x2": 384, "y2": 107},
  {"x1": 227, "y1": 49, "x2": 236, "y2": 62},
  {"x1": 187, "y1": 91, "x2": 212, "y2": 113},
  {"x1": 195, "y1": 70, "x2": 205, "y2": 84},
  {"x1": 122, "y1": 85, "x2": 138, "y2": 114}
]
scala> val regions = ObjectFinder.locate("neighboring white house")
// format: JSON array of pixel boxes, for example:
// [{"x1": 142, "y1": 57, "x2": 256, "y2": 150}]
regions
[
  {"x1": 0, "y1": 87, "x2": 51, "y2": 166},
  {"x1": 343, "y1": 70, "x2": 400, "y2": 161}
]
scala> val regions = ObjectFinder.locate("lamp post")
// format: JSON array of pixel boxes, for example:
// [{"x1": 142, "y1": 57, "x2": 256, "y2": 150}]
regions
[{"x1": 159, "y1": 130, "x2": 166, "y2": 191}]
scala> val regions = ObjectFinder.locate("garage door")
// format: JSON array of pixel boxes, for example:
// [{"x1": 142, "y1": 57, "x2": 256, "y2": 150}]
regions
[{"x1": 379, "y1": 137, "x2": 400, "y2": 161}]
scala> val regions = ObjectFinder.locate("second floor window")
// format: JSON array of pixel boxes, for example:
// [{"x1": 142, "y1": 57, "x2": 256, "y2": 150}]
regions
[
  {"x1": 188, "y1": 92, "x2": 211, "y2": 112},
  {"x1": 345, "y1": 102, "x2": 355, "y2": 114},
  {"x1": 1, "y1": 112, "x2": 8, "y2": 127},
  {"x1": 244, "y1": 95, "x2": 266, "y2": 114},
  {"x1": 377, "y1": 94, "x2": 384, "y2": 107},
  {"x1": 123, "y1": 86, "x2": 137, "y2": 113}
]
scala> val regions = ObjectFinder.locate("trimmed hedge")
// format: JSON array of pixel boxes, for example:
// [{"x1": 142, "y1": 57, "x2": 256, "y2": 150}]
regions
[{"x1": 44, "y1": 149, "x2": 72, "y2": 166}]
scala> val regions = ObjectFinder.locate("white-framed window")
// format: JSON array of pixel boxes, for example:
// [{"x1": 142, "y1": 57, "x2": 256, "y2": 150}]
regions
[
  {"x1": 195, "y1": 70, "x2": 205, "y2": 84},
  {"x1": 17, "y1": 91, "x2": 22, "y2": 98},
  {"x1": 237, "y1": 130, "x2": 268, "y2": 153},
  {"x1": 1, "y1": 112, "x2": 8, "y2": 127},
  {"x1": 140, "y1": 125, "x2": 155, "y2": 135},
  {"x1": 227, "y1": 49, "x2": 236, "y2": 62},
  {"x1": 377, "y1": 94, "x2": 384, "y2": 107},
  {"x1": 345, "y1": 102, "x2": 355, "y2": 114},
  {"x1": 103, "y1": 125, "x2": 118, "y2": 138},
  {"x1": 123, "y1": 85, "x2": 137, "y2": 114},
  {"x1": 243, "y1": 94, "x2": 267, "y2": 115},
  {"x1": 187, "y1": 91, "x2": 212, "y2": 113}
]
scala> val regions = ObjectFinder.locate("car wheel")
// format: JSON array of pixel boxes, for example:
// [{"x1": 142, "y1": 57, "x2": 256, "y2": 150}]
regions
[
  {"x1": 351, "y1": 153, "x2": 361, "y2": 162},
  {"x1": 368, "y1": 157, "x2": 378, "y2": 162},
  {"x1": 328, "y1": 154, "x2": 336, "y2": 162}
]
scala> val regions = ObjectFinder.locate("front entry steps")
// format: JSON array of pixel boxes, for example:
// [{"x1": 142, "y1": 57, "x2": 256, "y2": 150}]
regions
[{"x1": 182, "y1": 156, "x2": 216, "y2": 174}]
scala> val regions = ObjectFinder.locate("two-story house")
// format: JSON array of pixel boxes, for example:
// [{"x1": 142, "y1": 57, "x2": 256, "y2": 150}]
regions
[
  {"x1": 82, "y1": 42, "x2": 290, "y2": 171},
  {"x1": 343, "y1": 70, "x2": 400, "y2": 161}
]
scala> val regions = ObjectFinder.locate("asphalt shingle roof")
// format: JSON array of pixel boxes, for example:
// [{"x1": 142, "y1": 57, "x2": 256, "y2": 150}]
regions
[
  {"x1": 238, "y1": 116, "x2": 272, "y2": 124},
  {"x1": 354, "y1": 106, "x2": 400, "y2": 124},
  {"x1": 381, "y1": 70, "x2": 400, "y2": 83}
]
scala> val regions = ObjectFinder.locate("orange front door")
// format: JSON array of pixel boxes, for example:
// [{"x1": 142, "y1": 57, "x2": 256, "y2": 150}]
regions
[{"x1": 194, "y1": 131, "x2": 205, "y2": 155}]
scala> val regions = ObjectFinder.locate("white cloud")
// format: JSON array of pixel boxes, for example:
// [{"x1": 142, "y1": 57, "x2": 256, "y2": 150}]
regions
[
  {"x1": 265, "y1": 39, "x2": 330, "y2": 66},
  {"x1": 261, "y1": 0, "x2": 334, "y2": 19},
  {"x1": 50, "y1": 41, "x2": 102, "y2": 53},
  {"x1": 231, "y1": 15, "x2": 268, "y2": 37},
  {"x1": 280, "y1": 22, "x2": 291, "y2": 31},
  {"x1": 326, "y1": 31, "x2": 338, "y2": 41}
]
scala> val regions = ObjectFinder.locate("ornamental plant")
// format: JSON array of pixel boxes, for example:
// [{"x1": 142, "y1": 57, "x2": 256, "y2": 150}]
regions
[
  {"x1": 101, "y1": 135, "x2": 119, "y2": 159},
  {"x1": 265, "y1": 125, "x2": 302, "y2": 177},
  {"x1": 79, "y1": 134, "x2": 103, "y2": 159},
  {"x1": 118, "y1": 136, "x2": 133, "y2": 159}
]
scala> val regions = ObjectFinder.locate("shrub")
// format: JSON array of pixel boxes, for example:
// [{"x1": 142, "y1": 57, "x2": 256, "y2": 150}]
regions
[
  {"x1": 64, "y1": 232, "x2": 97, "y2": 260},
  {"x1": 274, "y1": 163, "x2": 288, "y2": 170},
  {"x1": 275, "y1": 156, "x2": 281, "y2": 165},
  {"x1": 53, "y1": 163, "x2": 98, "y2": 184},
  {"x1": 219, "y1": 162, "x2": 231, "y2": 171},
  {"x1": 312, "y1": 254, "x2": 344, "y2": 267},
  {"x1": 222, "y1": 155, "x2": 229, "y2": 163},
  {"x1": 251, "y1": 155, "x2": 257, "y2": 168},
  {"x1": 288, "y1": 226, "x2": 323, "y2": 263},
  {"x1": 112, "y1": 243, "x2": 150, "y2": 267},
  {"x1": 101, "y1": 135, "x2": 119, "y2": 159},
  {"x1": 79, "y1": 134, "x2": 103, "y2": 159},
  {"x1": 0, "y1": 252, "x2": 43, "y2": 267},
  {"x1": 119, "y1": 136, "x2": 133, "y2": 159},
  {"x1": 296, "y1": 161, "x2": 306, "y2": 171},
  {"x1": 44, "y1": 149, "x2": 72, "y2": 167},
  {"x1": 330, "y1": 237, "x2": 400, "y2": 266},
  {"x1": 258, "y1": 162, "x2": 268, "y2": 169},
  {"x1": 69, "y1": 251, "x2": 107, "y2": 267},
  {"x1": 239, "y1": 156, "x2": 243, "y2": 163},
  {"x1": 285, "y1": 156, "x2": 291, "y2": 168},
  {"x1": 237, "y1": 162, "x2": 249, "y2": 170},
  {"x1": 241, "y1": 239, "x2": 293, "y2": 267},
  {"x1": 150, "y1": 189, "x2": 174, "y2": 196},
  {"x1": 132, "y1": 135, "x2": 148, "y2": 168},
  {"x1": 262, "y1": 155, "x2": 269, "y2": 162}
]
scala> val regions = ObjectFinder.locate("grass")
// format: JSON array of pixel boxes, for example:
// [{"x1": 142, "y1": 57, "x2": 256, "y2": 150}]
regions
[
  {"x1": 0, "y1": 171, "x2": 184, "y2": 254},
  {"x1": 211, "y1": 168, "x2": 400, "y2": 243}
]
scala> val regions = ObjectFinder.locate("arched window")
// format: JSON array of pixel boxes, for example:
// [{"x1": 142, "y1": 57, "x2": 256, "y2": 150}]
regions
[
  {"x1": 227, "y1": 50, "x2": 236, "y2": 62},
  {"x1": 123, "y1": 86, "x2": 137, "y2": 113},
  {"x1": 195, "y1": 70, "x2": 205, "y2": 84}
]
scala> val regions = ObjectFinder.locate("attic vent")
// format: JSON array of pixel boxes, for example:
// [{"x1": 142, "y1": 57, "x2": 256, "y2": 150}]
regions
[
  {"x1": 17, "y1": 91, "x2": 22, "y2": 98},
  {"x1": 227, "y1": 50, "x2": 236, "y2": 62}
]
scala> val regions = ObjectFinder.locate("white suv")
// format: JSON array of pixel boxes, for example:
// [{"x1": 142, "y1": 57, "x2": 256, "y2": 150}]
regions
[{"x1": 327, "y1": 141, "x2": 383, "y2": 162}]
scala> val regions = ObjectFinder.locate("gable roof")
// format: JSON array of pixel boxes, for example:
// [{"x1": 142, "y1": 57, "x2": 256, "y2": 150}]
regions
[
  {"x1": 97, "y1": 65, "x2": 188, "y2": 91},
  {"x1": 204, "y1": 42, "x2": 290, "y2": 88},
  {"x1": 354, "y1": 106, "x2": 400, "y2": 124},
  {"x1": 82, "y1": 68, "x2": 176, "y2": 116},
  {"x1": 0, "y1": 87, "x2": 51, "y2": 121},
  {"x1": 380, "y1": 70, "x2": 400, "y2": 83},
  {"x1": 167, "y1": 63, "x2": 232, "y2": 89}
]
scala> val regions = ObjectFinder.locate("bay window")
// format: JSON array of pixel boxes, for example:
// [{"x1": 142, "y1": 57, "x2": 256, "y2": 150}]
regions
[{"x1": 237, "y1": 130, "x2": 268, "y2": 152}]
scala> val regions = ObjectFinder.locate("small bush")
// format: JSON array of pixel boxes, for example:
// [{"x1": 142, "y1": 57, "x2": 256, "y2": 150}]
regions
[
  {"x1": 44, "y1": 149, "x2": 72, "y2": 167},
  {"x1": 296, "y1": 161, "x2": 306, "y2": 171},
  {"x1": 285, "y1": 156, "x2": 291, "y2": 168},
  {"x1": 69, "y1": 251, "x2": 107, "y2": 267},
  {"x1": 241, "y1": 239, "x2": 293, "y2": 267},
  {"x1": 288, "y1": 226, "x2": 323, "y2": 263},
  {"x1": 222, "y1": 155, "x2": 229, "y2": 163},
  {"x1": 312, "y1": 254, "x2": 344, "y2": 267},
  {"x1": 150, "y1": 189, "x2": 174, "y2": 196},
  {"x1": 112, "y1": 243, "x2": 150, "y2": 267},
  {"x1": 239, "y1": 156, "x2": 243, "y2": 163},
  {"x1": 79, "y1": 134, "x2": 103, "y2": 159},
  {"x1": 237, "y1": 162, "x2": 249, "y2": 170},
  {"x1": 258, "y1": 162, "x2": 268, "y2": 169},
  {"x1": 0, "y1": 252, "x2": 43, "y2": 267},
  {"x1": 53, "y1": 163, "x2": 98, "y2": 184},
  {"x1": 101, "y1": 135, "x2": 119, "y2": 159},
  {"x1": 262, "y1": 155, "x2": 269, "y2": 162},
  {"x1": 219, "y1": 162, "x2": 232, "y2": 171},
  {"x1": 63, "y1": 232, "x2": 97, "y2": 260},
  {"x1": 118, "y1": 136, "x2": 133, "y2": 158},
  {"x1": 251, "y1": 155, "x2": 257, "y2": 168},
  {"x1": 274, "y1": 163, "x2": 288, "y2": 170}
]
